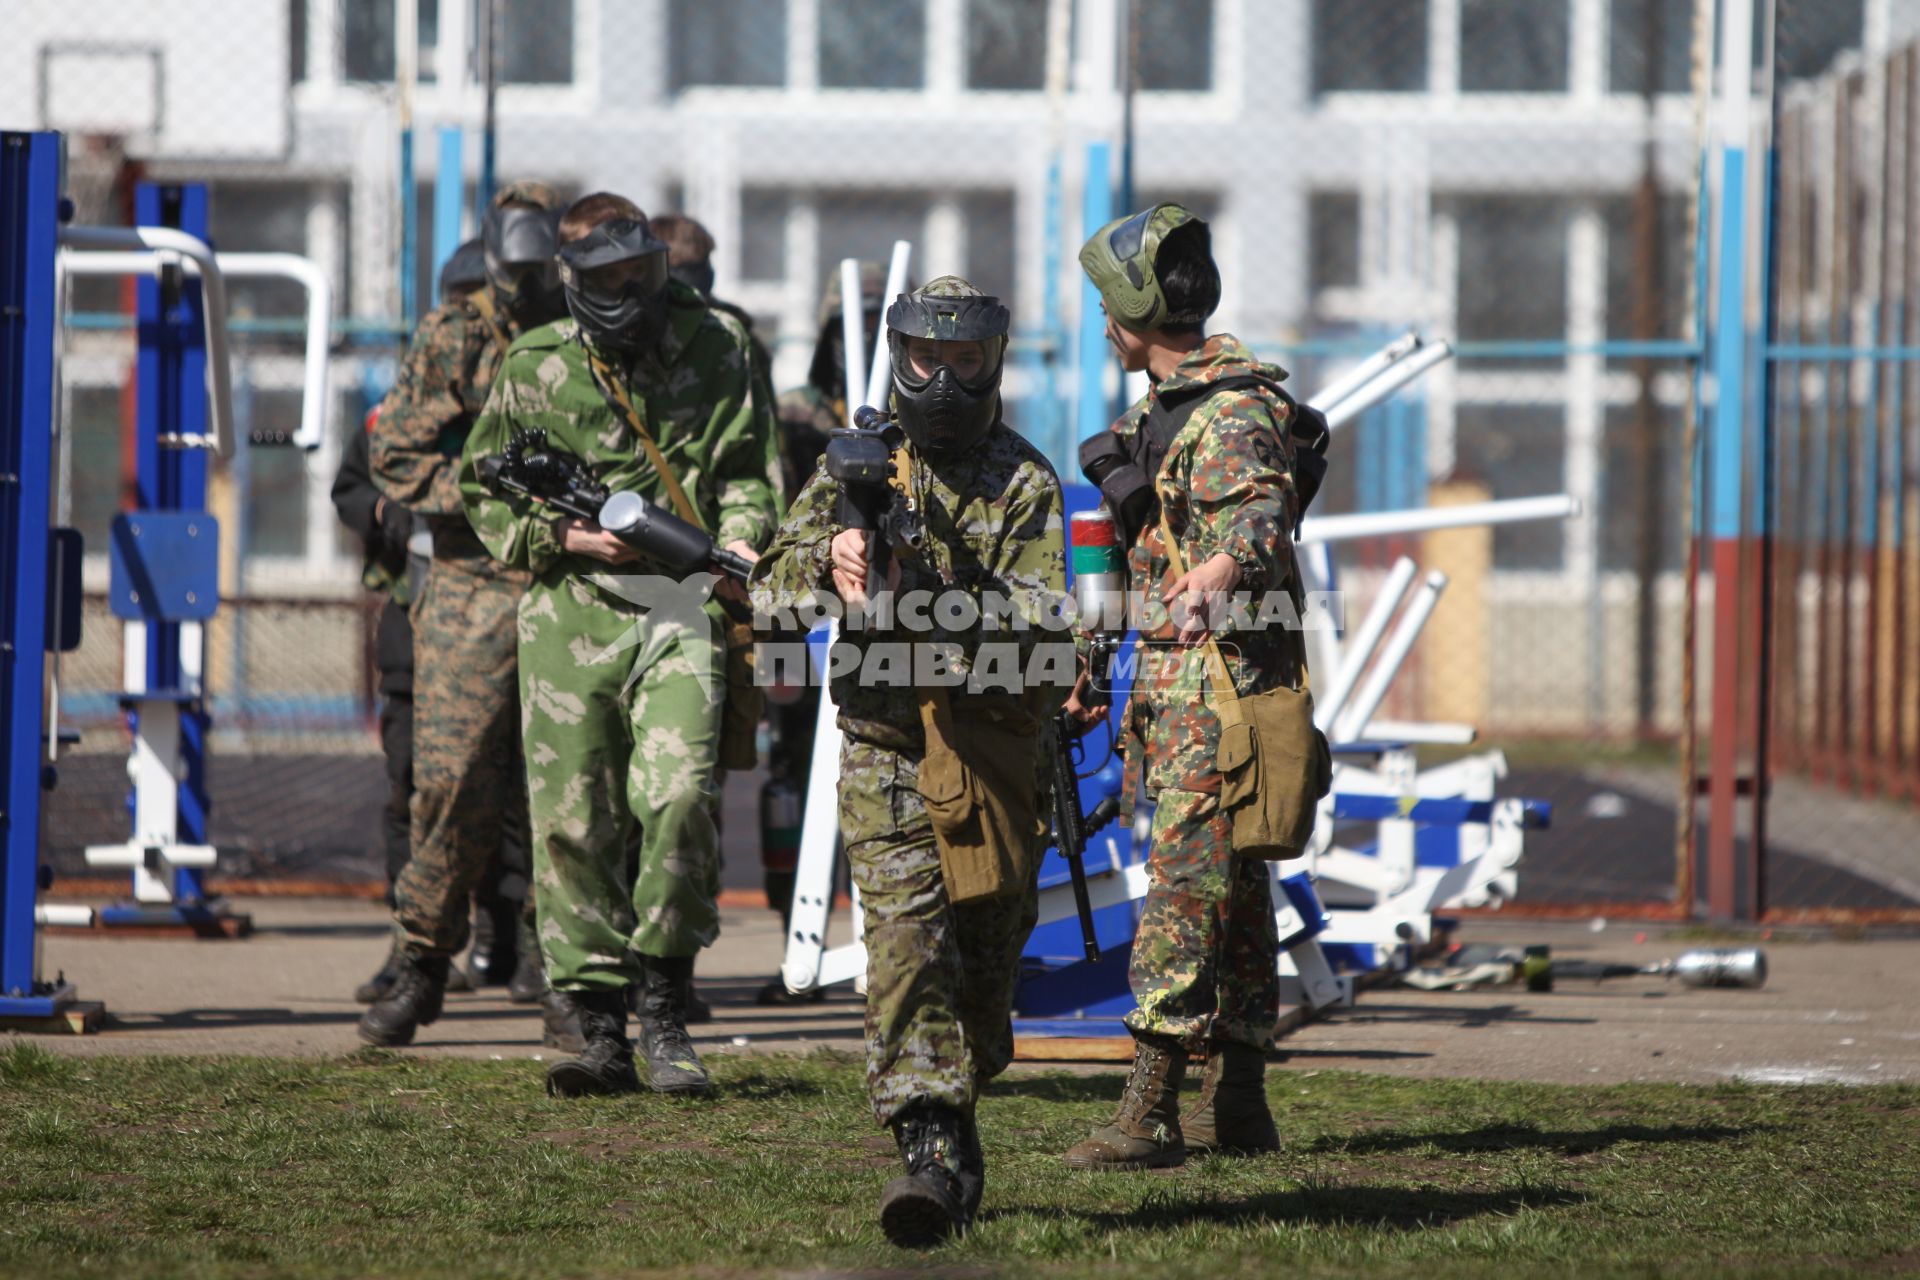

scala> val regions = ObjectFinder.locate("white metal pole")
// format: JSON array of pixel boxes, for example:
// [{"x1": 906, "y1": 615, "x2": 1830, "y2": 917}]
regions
[
  {"x1": 1322, "y1": 341, "x2": 1454, "y2": 430},
  {"x1": 1315, "y1": 555, "x2": 1417, "y2": 732},
  {"x1": 1301, "y1": 494, "x2": 1582, "y2": 545},
  {"x1": 864, "y1": 240, "x2": 912, "y2": 411},
  {"x1": 1335, "y1": 570, "x2": 1449, "y2": 742},
  {"x1": 1308, "y1": 330, "x2": 1422, "y2": 416},
  {"x1": 839, "y1": 258, "x2": 866, "y2": 430}
]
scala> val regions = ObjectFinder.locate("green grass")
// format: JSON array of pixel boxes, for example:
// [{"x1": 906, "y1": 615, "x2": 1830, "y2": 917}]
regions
[{"x1": 1, "y1": 1041, "x2": 1916, "y2": 1278}]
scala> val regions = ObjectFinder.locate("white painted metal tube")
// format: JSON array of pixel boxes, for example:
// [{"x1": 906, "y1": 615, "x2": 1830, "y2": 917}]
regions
[
  {"x1": 35, "y1": 904, "x2": 94, "y2": 928},
  {"x1": 864, "y1": 240, "x2": 912, "y2": 411},
  {"x1": 1302, "y1": 494, "x2": 1582, "y2": 545},
  {"x1": 58, "y1": 225, "x2": 236, "y2": 457},
  {"x1": 1361, "y1": 719, "x2": 1479, "y2": 746},
  {"x1": 1321, "y1": 340, "x2": 1454, "y2": 430},
  {"x1": 1308, "y1": 330, "x2": 1422, "y2": 417},
  {"x1": 60, "y1": 250, "x2": 336, "y2": 451},
  {"x1": 1335, "y1": 570, "x2": 1448, "y2": 742},
  {"x1": 839, "y1": 257, "x2": 865, "y2": 431},
  {"x1": 1315, "y1": 555, "x2": 1417, "y2": 732}
]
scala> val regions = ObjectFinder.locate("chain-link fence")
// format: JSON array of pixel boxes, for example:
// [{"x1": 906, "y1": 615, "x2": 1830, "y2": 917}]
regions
[{"x1": 13, "y1": 0, "x2": 1918, "y2": 914}]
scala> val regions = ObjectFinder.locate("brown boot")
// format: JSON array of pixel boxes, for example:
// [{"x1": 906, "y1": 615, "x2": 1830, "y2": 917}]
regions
[
  {"x1": 1183, "y1": 1040, "x2": 1280, "y2": 1157},
  {"x1": 1061, "y1": 1033, "x2": 1188, "y2": 1170}
]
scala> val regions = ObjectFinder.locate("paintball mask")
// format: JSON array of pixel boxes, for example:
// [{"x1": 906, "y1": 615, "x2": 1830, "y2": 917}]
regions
[
  {"x1": 481, "y1": 204, "x2": 563, "y2": 325},
  {"x1": 557, "y1": 217, "x2": 672, "y2": 356},
  {"x1": 884, "y1": 277, "x2": 1009, "y2": 458},
  {"x1": 669, "y1": 259, "x2": 717, "y2": 299},
  {"x1": 1078, "y1": 202, "x2": 1219, "y2": 333}
]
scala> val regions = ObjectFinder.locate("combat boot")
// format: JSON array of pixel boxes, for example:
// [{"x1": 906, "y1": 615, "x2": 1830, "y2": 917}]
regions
[
  {"x1": 878, "y1": 1103, "x2": 970, "y2": 1248},
  {"x1": 467, "y1": 898, "x2": 519, "y2": 987},
  {"x1": 1182, "y1": 1039, "x2": 1280, "y2": 1157},
  {"x1": 540, "y1": 988, "x2": 586, "y2": 1054},
  {"x1": 1061, "y1": 1033, "x2": 1188, "y2": 1170},
  {"x1": 353, "y1": 943, "x2": 401, "y2": 1004},
  {"x1": 507, "y1": 916, "x2": 545, "y2": 1004},
  {"x1": 543, "y1": 990, "x2": 640, "y2": 1097},
  {"x1": 633, "y1": 954, "x2": 713, "y2": 1096},
  {"x1": 357, "y1": 952, "x2": 450, "y2": 1047}
]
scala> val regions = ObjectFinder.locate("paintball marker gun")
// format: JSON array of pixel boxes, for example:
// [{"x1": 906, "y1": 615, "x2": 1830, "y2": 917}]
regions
[
  {"x1": 824, "y1": 406, "x2": 928, "y2": 600},
  {"x1": 476, "y1": 428, "x2": 753, "y2": 581}
]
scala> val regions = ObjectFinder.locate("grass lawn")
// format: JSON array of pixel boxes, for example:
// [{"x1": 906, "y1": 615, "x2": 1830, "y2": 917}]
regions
[{"x1": 2, "y1": 1041, "x2": 1916, "y2": 1278}]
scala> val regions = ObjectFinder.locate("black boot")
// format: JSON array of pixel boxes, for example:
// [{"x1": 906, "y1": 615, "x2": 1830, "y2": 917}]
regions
[
  {"x1": 507, "y1": 915, "x2": 545, "y2": 1004},
  {"x1": 879, "y1": 1103, "x2": 970, "y2": 1248},
  {"x1": 467, "y1": 898, "x2": 520, "y2": 987},
  {"x1": 633, "y1": 954, "x2": 712, "y2": 1096},
  {"x1": 543, "y1": 990, "x2": 639, "y2": 1097},
  {"x1": 540, "y1": 988, "x2": 586, "y2": 1054},
  {"x1": 354, "y1": 944, "x2": 401, "y2": 1005},
  {"x1": 357, "y1": 953, "x2": 450, "y2": 1047}
]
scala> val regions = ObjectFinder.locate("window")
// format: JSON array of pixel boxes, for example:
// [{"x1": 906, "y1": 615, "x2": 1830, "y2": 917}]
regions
[
  {"x1": 740, "y1": 189, "x2": 790, "y2": 283},
  {"x1": 291, "y1": 0, "x2": 307, "y2": 83},
  {"x1": 499, "y1": 0, "x2": 573, "y2": 83},
  {"x1": 1776, "y1": 0, "x2": 1863, "y2": 82},
  {"x1": 243, "y1": 391, "x2": 311, "y2": 557},
  {"x1": 817, "y1": 192, "x2": 929, "y2": 286},
  {"x1": 342, "y1": 0, "x2": 442, "y2": 83},
  {"x1": 1608, "y1": 0, "x2": 1691, "y2": 95},
  {"x1": 1136, "y1": 0, "x2": 1212, "y2": 92},
  {"x1": 671, "y1": 0, "x2": 786, "y2": 90},
  {"x1": 820, "y1": 0, "x2": 926, "y2": 90},
  {"x1": 1601, "y1": 402, "x2": 1684, "y2": 572},
  {"x1": 1312, "y1": 0, "x2": 1428, "y2": 94},
  {"x1": 961, "y1": 191, "x2": 1017, "y2": 302},
  {"x1": 1460, "y1": 0, "x2": 1568, "y2": 92},
  {"x1": 1603, "y1": 191, "x2": 1688, "y2": 345},
  {"x1": 1454, "y1": 405, "x2": 1566, "y2": 569},
  {"x1": 1309, "y1": 191, "x2": 1361, "y2": 295},
  {"x1": 1444, "y1": 195, "x2": 1572, "y2": 367},
  {"x1": 967, "y1": 0, "x2": 1046, "y2": 91},
  {"x1": 210, "y1": 183, "x2": 317, "y2": 321}
]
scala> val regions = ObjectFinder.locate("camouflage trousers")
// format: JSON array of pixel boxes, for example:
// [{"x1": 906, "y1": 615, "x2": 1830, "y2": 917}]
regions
[
  {"x1": 1123, "y1": 785, "x2": 1281, "y2": 1051},
  {"x1": 842, "y1": 736, "x2": 1040, "y2": 1128},
  {"x1": 393, "y1": 557, "x2": 531, "y2": 957},
  {"x1": 519, "y1": 581, "x2": 724, "y2": 992}
]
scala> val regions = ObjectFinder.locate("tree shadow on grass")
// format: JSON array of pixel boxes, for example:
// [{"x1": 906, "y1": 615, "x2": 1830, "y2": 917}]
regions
[
  {"x1": 1311, "y1": 1120, "x2": 1759, "y2": 1157},
  {"x1": 995, "y1": 1182, "x2": 1589, "y2": 1232}
]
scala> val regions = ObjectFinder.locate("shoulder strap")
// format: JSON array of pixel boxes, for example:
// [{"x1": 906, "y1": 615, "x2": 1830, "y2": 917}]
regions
[
  {"x1": 1156, "y1": 508, "x2": 1243, "y2": 723},
  {"x1": 466, "y1": 289, "x2": 516, "y2": 359},
  {"x1": 583, "y1": 346, "x2": 704, "y2": 531}
]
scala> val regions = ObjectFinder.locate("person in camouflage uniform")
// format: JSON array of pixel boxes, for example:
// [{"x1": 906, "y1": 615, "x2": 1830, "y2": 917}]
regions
[
  {"x1": 1061, "y1": 203, "x2": 1306, "y2": 1171},
  {"x1": 461, "y1": 193, "x2": 781, "y2": 1100},
  {"x1": 749, "y1": 277, "x2": 1066, "y2": 1247},
  {"x1": 358, "y1": 182, "x2": 565, "y2": 1047}
]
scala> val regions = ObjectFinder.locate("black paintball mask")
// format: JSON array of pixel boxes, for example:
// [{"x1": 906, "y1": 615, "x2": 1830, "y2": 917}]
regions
[
  {"x1": 669, "y1": 259, "x2": 716, "y2": 299},
  {"x1": 557, "y1": 217, "x2": 672, "y2": 356},
  {"x1": 884, "y1": 281, "x2": 1009, "y2": 458},
  {"x1": 481, "y1": 204, "x2": 563, "y2": 325}
]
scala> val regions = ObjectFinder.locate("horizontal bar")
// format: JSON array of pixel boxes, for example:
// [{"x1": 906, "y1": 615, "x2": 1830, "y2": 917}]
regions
[{"x1": 1764, "y1": 344, "x2": 1920, "y2": 360}]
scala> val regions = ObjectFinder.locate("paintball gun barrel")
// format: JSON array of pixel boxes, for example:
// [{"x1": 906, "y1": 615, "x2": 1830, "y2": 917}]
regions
[
  {"x1": 1050, "y1": 714, "x2": 1118, "y2": 962},
  {"x1": 476, "y1": 428, "x2": 752, "y2": 581}
]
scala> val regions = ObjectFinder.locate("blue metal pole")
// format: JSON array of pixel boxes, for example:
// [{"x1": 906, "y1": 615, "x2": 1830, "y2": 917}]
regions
[
  {"x1": 400, "y1": 126, "x2": 417, "y2": 331},
  {"x1": 1075, "y1": 142, "x2": 1117, "y2": 452},
  {"x1": 1043, "y1": 150, "x2": 1065, "y2": 471},
  {"x1": 0, "y1": 131, "x2": 62, "y2": 1010},
  {"x1": 432, "y1": 125, "x2": 464, "y2": 304},
  {"x1": 134, "y1": 182, "x2": 212, "y2": 906}
]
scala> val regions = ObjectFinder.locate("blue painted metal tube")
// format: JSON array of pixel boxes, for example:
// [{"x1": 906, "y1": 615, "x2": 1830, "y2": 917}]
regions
[
  {"x1": 0, "y1": 131, "x2": 62, "y2": 1005},
  {"x1": 1710, "y1": 148, "x2": 1749, "y2": 544},
  {"x1": 400, "y1": 126, "x2": 417, "y2": 331},
  {"x1": 433, "y1": 125, "x2": 463, "y2": 304},
  {"x1": 1074, "y1": 142, "x2": 1116, "y2": 452},
  {"x1": 1042, "y1": 150, "x2": 1065, "y2": 472}
]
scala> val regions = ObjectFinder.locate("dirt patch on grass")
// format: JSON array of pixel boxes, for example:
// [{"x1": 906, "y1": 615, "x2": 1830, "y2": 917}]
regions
[{"x1": 535, "y1": 1128, "x2": 727, "y2": 1160}]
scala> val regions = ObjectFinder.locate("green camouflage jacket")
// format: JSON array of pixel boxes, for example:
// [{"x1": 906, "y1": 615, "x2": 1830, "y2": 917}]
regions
[
  {"x1": 458, "y1": 280, "x2": 783, "y2": 582},
  {"x1": 371, "y1": 286, "x2": 529, "y2": 562},
  {"x1": 1119, "y1": 332, "x2": 1304, "y2": 700},
  {"x1": 749, "y1": 423, "x2": 1068, "y2": 750}
]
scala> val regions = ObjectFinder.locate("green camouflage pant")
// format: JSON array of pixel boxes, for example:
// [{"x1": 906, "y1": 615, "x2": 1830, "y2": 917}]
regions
[
  {"x1": 842, "y1": 736, "x2": 1039, "y2": 1127},
  {"x1": 519, "y1": 578, "x2": 724, "y2": 992},
  {"x1": 393, "y1": 557, "x2": 530, "y2": 956},
  {"x1": 1123, "y1": 785, "x2": 1281, "y2": 1050}
]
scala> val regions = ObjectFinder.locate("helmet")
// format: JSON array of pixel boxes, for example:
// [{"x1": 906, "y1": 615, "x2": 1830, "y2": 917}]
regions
[
  {"x1": 884, "y1": 275, "x2": 1009, "y2": 458},
  {"x1": 1078, "y1": 202, "x2": 1218, "y2": 333},
  {"x1": 556, "y1": 215, "x2": 672, "y2": 356},
  {"x1": 481, "y1": 179, "x2": 564, "y2": 326},
  {"x1": 439, "y1": 237, "x2": 486, "y2": 300}
]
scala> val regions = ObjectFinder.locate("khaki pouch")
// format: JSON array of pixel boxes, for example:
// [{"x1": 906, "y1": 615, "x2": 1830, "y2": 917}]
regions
[
  {"x1": 916, "y1": 689, "x2": 1045, "y2": 903},
  {"x1": 1160, "y1": 512, "x2": 1332, "y2": 861}
]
